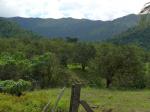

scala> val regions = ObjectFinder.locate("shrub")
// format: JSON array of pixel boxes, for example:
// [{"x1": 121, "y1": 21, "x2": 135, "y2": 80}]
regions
[{"x1": 0, "y1": 79, "x2": 31, "y2": 96}]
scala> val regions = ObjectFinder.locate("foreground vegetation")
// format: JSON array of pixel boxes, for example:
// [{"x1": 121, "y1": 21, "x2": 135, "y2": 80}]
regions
[{"x1": 1, "y1": 88, "x2": 150, "y2": 112}]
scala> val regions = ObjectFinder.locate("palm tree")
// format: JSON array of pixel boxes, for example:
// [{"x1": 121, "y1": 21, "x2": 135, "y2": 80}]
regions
[
  {"x1": 140, "y1": 2, "x2": 150, "y2": 14},
  {"x1": 139, "y1": 2, "x2": 150, "y2": 27}
]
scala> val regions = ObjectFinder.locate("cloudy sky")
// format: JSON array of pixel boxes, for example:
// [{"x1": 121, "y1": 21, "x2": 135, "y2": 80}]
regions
[{"x1": 0, "y1": 0, "x2": 149, "y2": 20}]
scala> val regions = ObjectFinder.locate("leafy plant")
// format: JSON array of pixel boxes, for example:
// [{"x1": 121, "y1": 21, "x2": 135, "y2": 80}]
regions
[{"x1": 0, "y1": 79, "x2": 31, "y2": 96}]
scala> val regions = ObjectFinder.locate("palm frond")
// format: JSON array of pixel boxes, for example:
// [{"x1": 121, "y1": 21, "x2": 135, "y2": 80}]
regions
[
  {"x1": 139, "y1": 2, "x2": 150, "y2": 27},
  {"x1": 140, "y1": 6, "x2": 150, "y2": 14}
]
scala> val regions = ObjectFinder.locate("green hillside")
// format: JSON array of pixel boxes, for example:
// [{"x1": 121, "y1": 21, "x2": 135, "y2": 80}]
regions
[
  {"x1": 108, "y1": 26, "x2": 150, "y2": 50},
  {"x1": 0, "y1": 18, "x2": 38, "y2": 38},
  {"x1": 5, "y1": 14, "x2": 139, "y2": 41}
]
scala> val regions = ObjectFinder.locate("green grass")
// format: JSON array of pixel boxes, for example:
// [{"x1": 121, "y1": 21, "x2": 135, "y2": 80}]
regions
[
  {"x1": 68, "y1": 64, "x2": 82, "y2": 69},
  {"x1": 1, "y1": 88, "x2": 150, "y2": 112}
]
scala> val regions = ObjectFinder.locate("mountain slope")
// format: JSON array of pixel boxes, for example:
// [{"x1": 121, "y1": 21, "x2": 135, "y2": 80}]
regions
[
  {"x1": 6, "y1": 14, "x2": 139, "y2": 41},
  {"x1": 109, "y1": 26, "x2": 150, "y2": 50},
  {"x1": 0, "y1": 18, "x2": 38, "y2": 38}
]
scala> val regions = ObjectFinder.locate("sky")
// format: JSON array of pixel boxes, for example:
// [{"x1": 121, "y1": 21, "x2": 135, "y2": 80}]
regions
[{"x1": 0, "y1": 0, "x2": 149, "y2": 21}]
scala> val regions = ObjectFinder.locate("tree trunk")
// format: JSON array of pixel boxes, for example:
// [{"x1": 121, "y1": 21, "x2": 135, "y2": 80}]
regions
[
  {"x1": 81, "y1": 64, "x2": 86, "y2": 71},
  {"x1": 106, "y1": 78, "x2": 112, "y2": 88}
]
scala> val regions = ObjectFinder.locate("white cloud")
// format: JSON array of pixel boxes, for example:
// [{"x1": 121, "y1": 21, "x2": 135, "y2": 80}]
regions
[{"x1": 0, "y1": 0, "x2": 149, "y2": 20}]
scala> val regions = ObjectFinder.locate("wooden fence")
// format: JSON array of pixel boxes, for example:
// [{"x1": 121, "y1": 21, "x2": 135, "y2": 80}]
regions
[
  {"x1": 69, "y1": 84, "x2": 94, "y2": 112},
  {"x1": 42, "y1": 84, "x2": 94, "y2": 112}
]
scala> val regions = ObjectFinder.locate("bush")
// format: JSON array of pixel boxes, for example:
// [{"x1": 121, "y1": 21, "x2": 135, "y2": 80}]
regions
[{"x1": 0, "y1": 79, "x2": 31, "y2": 96}]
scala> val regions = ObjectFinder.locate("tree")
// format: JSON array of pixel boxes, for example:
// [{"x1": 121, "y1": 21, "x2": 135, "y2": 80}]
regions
[
  {"x1": 90, "y1": 44, "x2": 145, "y2": 88},
  {"x1": 0, "y1": 52, "x2": 31, "y2": 80},
  {"x1": 113, "y1": 45, "x2": 145, "y2": 88},
  {"x1": 90, "y1": 44, "x2": 119, "y2": 88},
  {"x1": 139, "y1": 2, "x2": 150, "y2": 27},
  {"x1": 66, "y1": 37, "x2": 78, "y2": 43},
  {"x1": 73, "y1": 43, "x2": 96, "y2": 71},
  {"x1": 56, "y1": 42, "x2": 74, "y2": 67},
  {"x1": 31, "y1": 52, "x2": 60, "y2": 88}
]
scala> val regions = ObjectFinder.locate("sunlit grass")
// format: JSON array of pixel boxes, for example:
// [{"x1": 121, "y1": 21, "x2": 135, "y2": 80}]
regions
[{"x1": 0, "y1": 88, "x2": 150, "y2": 112}]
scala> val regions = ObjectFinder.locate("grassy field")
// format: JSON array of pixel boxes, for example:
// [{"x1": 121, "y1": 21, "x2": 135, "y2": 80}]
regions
[{"x1": 0, "y1": 88, "x2": 150, "y2": 112}]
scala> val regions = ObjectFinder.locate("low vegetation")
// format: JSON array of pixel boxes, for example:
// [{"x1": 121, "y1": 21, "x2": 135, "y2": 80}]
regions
[
  {"x1": 0, "y1": 79, "x2": 31, "y2": 96},
  {"x1": 1, "y1": 88, "x2": 150, "y2": 112}
]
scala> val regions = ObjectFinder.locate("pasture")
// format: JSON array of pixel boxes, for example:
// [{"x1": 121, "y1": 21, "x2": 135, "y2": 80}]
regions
[{"x1": 0, "y1": 88, "x2": 150, "y2": 112}]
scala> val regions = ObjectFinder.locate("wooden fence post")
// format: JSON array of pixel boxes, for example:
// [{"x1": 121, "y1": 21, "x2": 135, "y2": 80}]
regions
[{"x1": 69, "y1": 84, "x2": 81, "y2": 112}]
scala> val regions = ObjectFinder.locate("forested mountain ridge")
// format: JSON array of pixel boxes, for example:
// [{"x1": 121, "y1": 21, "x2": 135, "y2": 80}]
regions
[
  {"x1": 4, "y1": 14, "x2": 139, "y2": 41},
  {"x1": 108, "y1": 25, "x2": 150, "y2": 50},
  {"x1": 0, "y1": 18, "x2": 39, "y2": 38}
]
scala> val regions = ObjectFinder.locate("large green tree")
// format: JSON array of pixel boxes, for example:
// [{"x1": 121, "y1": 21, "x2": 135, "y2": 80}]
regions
[
  {"x1": 31, "y1": 52, "x2": 60, "y2": 88},
  {"x1": 113, "y1": 45, "x2": 145, "y2": 88},
  {"x1": 90, "y1": 44, "x2": 145, "y2": 88},
  {"x1": 73, "y1": 43, "x2": 96, "y2": 71},
  {"x1": 90, "y1": 44, "x2": 119, "y2": 88}
]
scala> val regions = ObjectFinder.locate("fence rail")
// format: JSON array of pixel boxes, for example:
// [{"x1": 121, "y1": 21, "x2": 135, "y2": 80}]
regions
[{"x1": 42, "y1": 84, "x2": 94, "y2": 112}]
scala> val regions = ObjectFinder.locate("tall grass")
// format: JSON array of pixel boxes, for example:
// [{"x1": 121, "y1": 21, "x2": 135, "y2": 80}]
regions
[{"x1": 1, "y1": 88, "x2": 150, "y2": 112}]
